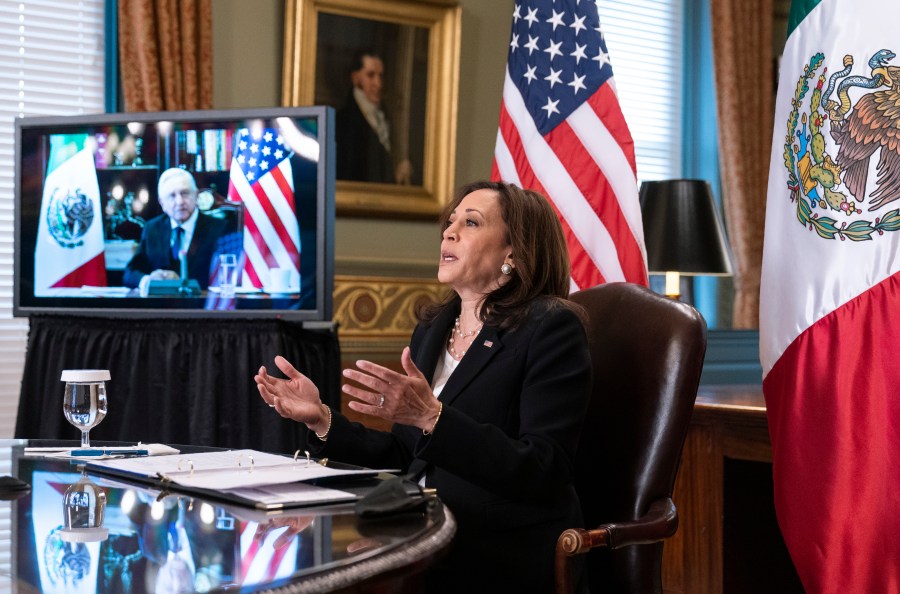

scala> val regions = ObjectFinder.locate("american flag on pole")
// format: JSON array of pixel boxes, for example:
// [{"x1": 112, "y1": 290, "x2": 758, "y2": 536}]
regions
[
  {"x1": 492, "y1": 0, "x2": 648, "y2": 290},
  {"x1": 227, "y1": 128, "x2": 300, "y2": 290}
]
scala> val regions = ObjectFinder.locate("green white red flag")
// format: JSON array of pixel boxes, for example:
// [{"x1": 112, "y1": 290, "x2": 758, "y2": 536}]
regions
[
  {"x1": 761, "y1": 0, "x2": 900, "y2": 590},
  {"x1": 34, "y1": 134, "x2": 107, "y2": 294}
]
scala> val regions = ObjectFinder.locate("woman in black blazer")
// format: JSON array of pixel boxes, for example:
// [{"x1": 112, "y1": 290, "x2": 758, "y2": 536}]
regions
[{"x1": 256, "y1": 180, "x2": 592, "y2": 592}]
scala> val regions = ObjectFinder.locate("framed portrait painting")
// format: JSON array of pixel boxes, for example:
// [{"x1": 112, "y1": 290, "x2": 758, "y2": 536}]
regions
[{"x1": 283, "y1": 0, "x2": 461, "y2": 218}]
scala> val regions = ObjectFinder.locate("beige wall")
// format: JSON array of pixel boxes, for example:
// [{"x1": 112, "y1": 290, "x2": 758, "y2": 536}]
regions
[{"x1": 211, "y1": 0, "x2": 513, "y2": 277}]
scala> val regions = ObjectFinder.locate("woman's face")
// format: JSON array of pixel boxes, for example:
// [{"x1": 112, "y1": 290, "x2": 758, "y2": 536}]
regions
[{"x1": 438, "y1": 189, "x2": 512, "y2": 300}]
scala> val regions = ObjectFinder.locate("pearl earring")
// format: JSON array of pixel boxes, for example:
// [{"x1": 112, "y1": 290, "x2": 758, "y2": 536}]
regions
[{"x1": 501, "y1": 263, "x2": 513, "y2": 275}]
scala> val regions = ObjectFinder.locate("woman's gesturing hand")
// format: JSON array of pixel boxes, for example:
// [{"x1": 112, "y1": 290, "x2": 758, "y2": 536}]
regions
[
  {"x1": 342, "y1": 346, "x2": 441, "y2": 432},
  {"x1": 255, "y1": 356, "x2": 329, "y2": 434}
]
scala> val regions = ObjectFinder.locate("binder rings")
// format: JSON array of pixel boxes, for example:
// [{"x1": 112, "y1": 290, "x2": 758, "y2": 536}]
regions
[{"x1": 81, "y1": 448, "x2": 394, "y2": 511}]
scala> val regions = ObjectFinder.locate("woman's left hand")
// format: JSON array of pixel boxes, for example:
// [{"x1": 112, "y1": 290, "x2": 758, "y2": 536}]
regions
[{"x1": 342, "y1": 346, "x2": 441, "y2": 432}]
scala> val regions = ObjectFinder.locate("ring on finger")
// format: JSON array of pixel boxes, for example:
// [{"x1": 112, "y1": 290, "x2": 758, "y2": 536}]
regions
[{"x1": 377, "y1": 394, "x2": 385, "y2": 408}]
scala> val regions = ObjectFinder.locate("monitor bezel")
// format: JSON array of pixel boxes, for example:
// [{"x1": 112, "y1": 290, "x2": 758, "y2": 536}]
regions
[{"x1": 13, "y1": 106, "x2": 335, "y2": 321}]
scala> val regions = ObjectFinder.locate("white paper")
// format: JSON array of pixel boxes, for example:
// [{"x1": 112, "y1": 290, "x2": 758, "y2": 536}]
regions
[{"x1": 228, "y1": 482, "x2": 356, "y2": 506}]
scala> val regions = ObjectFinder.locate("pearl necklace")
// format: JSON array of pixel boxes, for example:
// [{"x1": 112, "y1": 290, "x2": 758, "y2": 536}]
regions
[{"x1": 448, "y1": 315, "x2": 483, "y2": 360}]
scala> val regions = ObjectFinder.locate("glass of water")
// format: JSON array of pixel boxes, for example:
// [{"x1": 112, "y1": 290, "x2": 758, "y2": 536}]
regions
[
  {"x1": 61, "y1": 369, "x2": 110, "y2": 448},
  {"x1": 219, "y1": 254, "x2": 237, "y2": 298}
]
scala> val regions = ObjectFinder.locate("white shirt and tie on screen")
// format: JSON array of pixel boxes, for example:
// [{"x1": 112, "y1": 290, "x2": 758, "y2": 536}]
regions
[
  {"x1": 168, "y1": 208, "x2": 195, "y2": 279},
  {"x1": 123, "y1": 168, "x2": 233, "y2": 296},
  {"x1": 151, "y1": 168, "x2": 198, "y2": 283}
]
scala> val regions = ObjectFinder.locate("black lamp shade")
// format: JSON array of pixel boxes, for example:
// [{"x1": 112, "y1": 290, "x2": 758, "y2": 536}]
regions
[{"x1": 639, "y1": 179, "x2": 733, "y2": 276}]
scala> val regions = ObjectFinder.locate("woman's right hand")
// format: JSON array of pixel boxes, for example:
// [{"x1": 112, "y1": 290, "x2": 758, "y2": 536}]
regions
[{"x1": 255, "y1": 356, "x2": 329, "y2": 434}]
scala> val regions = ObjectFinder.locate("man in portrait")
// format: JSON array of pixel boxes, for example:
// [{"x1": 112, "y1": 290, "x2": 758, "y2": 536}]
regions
[
  {"x1": 336, "y1": 50, "x2": 412, "y2": 184},
  {"x1": 123, "y1": 167, "x2": 230, "y2": 290}
]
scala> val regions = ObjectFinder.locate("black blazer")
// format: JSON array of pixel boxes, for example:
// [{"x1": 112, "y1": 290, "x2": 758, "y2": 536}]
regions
[
  {"x1": 314, "y1": 298, "x2": 592, "y2": 592},
  {"x1": 123, "y1": 213, "x2": 229, "y2": 289}
]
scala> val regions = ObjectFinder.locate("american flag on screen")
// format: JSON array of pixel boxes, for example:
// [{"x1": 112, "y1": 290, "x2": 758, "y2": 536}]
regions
[
  {"x1": 227, "y1": 128, "x2": 300, "y2": 289},
  {"x1": 492, "y1": 0, "x2": 647, "y2": 290}
]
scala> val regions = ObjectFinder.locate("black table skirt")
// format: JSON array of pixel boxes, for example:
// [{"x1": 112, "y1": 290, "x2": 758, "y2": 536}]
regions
[{"x1": 15, "y1": 315, "x2": 341, "y2": 455}]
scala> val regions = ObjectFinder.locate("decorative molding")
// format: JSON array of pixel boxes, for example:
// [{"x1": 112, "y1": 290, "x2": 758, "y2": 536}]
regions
[{"x1": 333, "y1": 275, "x2": 445, "y2": 355}]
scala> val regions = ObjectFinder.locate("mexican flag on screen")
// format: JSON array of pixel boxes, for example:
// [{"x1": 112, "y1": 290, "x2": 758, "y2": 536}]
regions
[
  {"x1": 34, "y1": 134, "x2": 107, "y2": 294},
  {"x1": 760, "y1": 0, "x2": 900, "y2": 591}
]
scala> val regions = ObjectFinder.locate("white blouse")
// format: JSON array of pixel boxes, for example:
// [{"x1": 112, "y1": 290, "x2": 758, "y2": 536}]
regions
[
  {"x1": 431, "y1": 346, "x2": 460, "y2": 398},
  {"x1": 419, "y1": 345, "x2": 460, "y2": 487}
]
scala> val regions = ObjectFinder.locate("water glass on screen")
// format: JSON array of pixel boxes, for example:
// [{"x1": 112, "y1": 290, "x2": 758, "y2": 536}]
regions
[
  {"x1": 219, "y1": 254, "x2": 237, "y2": 298},
  {"x1": 268, "y1": 267, "x2": 291, "y2": 293},
  {"x1": 61, "y1": 369, "x2": 110, "y2": 448}
]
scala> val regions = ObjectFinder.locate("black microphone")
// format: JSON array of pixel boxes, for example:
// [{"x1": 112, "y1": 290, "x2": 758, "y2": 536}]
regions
[{"x1": 177, "y1": 248, "x2": 194, "y2": 295}]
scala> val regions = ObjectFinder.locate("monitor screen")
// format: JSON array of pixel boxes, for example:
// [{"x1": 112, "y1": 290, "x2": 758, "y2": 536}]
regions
[{"x1": 14, "y1": 107, "x2": 335, "y2": 320}]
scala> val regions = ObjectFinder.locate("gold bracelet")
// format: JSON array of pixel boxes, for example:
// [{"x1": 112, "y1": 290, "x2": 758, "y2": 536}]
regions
[
  {"x1": 315, "y1": 404, "x2": 332, "y2": 441},
  {"x1": 423, "y1": 402, "x2": 443, "y2": 436}
]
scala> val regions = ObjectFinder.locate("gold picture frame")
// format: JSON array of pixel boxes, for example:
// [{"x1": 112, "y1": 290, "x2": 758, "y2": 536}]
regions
[{"x1": 282, "y1": 0, "x2": 461, "y2": 219}]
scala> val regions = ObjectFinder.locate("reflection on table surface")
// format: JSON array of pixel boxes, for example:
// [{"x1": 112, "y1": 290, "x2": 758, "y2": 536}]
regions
[{"x1": 0, "y1": 440, "x2": 453, "y2": 593}]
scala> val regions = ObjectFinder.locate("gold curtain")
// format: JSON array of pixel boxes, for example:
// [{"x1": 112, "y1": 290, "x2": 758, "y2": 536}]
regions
[
  {"x1": 710, "y1": 0, "x2": 773, "y2": 328},
  {"x1": 118, "y1": 0, "x2": 213, "y2": 111}
]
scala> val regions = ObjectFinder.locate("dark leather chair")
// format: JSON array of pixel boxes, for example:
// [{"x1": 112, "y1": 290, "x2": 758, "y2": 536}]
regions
[{"x1": 556, "y1": 282, "x2": 707, "y2": 594}]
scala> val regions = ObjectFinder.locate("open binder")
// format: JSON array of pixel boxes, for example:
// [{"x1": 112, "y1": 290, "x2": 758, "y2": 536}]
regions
[{"x1": 82, "y1": 448, "x2": 394, "y2": 511}]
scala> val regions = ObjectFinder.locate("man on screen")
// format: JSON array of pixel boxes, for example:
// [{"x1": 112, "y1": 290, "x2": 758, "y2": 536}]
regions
[{"x1": 123, "y1": 168, "x2": 229, "y2": 291}]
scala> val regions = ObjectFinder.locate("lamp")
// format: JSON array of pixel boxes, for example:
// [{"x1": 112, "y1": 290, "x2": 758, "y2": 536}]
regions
[{"x1": 639, "y1": 179, "x2": 733, "y2": 300}]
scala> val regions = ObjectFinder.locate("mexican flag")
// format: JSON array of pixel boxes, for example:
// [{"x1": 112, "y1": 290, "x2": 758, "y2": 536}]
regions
[
  {"x1": 761, "y1": 1, "x2": 900, "y2": 591},
  {"x1": 34, "y1": 134, "x2": 107, "y2": 294}
]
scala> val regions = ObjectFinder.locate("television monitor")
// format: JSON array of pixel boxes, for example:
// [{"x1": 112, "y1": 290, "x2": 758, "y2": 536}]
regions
[{"x1": 14, "y1": 107, "x2": 335, "y2": 320}]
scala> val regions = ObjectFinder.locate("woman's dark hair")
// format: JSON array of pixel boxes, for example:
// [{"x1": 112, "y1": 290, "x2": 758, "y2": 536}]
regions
[{"x1": 419, "y1": 180, "x2": 575, "y2": 330}]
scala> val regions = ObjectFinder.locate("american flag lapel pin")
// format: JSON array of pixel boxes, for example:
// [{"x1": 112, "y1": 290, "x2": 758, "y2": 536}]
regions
[{"x1": 483, "y1": 340, "x2": 493, "y2": 348}]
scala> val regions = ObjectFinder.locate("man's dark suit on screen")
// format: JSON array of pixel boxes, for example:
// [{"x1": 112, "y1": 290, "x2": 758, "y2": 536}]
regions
[
  {"x1": 123, "y1": 213, "x2": 229, "y2": 290},
  {"x1": 309, "y1": 298, "x2": 592, "y2": 592},
  {"x1": 336, "y1": 94, "x2": 394, "y2": 183}
]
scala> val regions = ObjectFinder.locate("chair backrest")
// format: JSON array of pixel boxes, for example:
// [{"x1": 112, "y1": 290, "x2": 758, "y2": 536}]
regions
[
  {"x1": 200, "y1": 188, "x2": 244, "y2": 233},
  {"x1": 569, "y1": 282, "x2": 707, "y2": 593}
]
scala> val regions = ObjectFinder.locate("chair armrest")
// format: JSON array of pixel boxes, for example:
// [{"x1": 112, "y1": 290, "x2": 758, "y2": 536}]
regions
[
  {"x1": 554, "y1": 498, "x2": 678, "y2": 594},
  {"x1": 557, "y1": 497, "x2": 678, "y2": 555}
]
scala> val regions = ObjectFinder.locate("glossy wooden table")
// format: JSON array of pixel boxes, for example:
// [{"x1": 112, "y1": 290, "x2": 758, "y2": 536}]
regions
[
  {"x1": 662, "y1": 385, "x2": 771, "y2": 594},
  {"x1": 0, "y1": 441, "x2": 455, "y2": 593}
]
